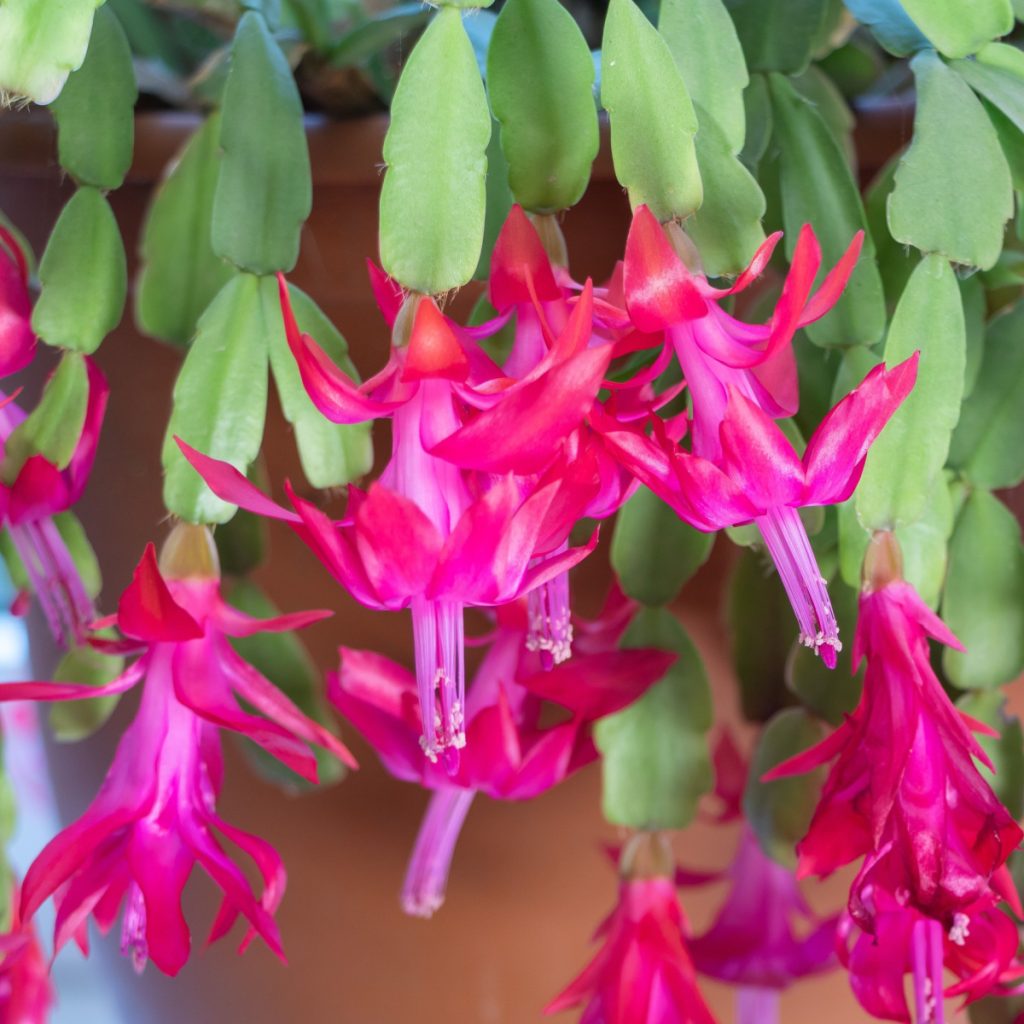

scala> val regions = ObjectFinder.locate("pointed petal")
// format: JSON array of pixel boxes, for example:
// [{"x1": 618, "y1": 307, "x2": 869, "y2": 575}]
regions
[
  {"x1": 66, "y1": 356, "x2": 109, "y2": 502},
  {"x1": 432, "y1": 345, "x2": 612, "y2": 474},
  {"x1": 175, "y1": 439, "x2": 301, "y2": 522},
  {"x1": 0, "y1": 660, "x2": 142, "y2": 703},
  {"x1": 623, "y1": 205, "x2": 707, "y2": 332},
  {"x1": 213, "y1": 601, "x2": 333, "y2": 637},
  {"x1": 798, "y1": 231, "x2": 864, "y2": 326},
  {"x1": 118, "y1": 544, "x2": 204, "y2": 642},
  {"x1": 718, "y1": 387, "x2": 805, "y2": 510},
  {"x1": 489, "y1": 205, "x2": 562, "y2": 310},
  {"x1": 401, "y1": 298, "x2": 469, "y2": 383},
  {"x1": 6, "y1": 456, "x2": 70, "y2": 523},
  {"x1": 803, "y1": 354, "x2": 919, "y2": 505},
  {"x1": 277, "y1": 272, "x2": 398, "y2": 422},
  {"x1": 518, "y1": 649, "x2": 674, "y2": 719},
  {"x1": 366, "y1": 259, "x2": 404, "y2": 326},
  {"x1": 714, "y1": 231, "x2": 783, "y2": 296}
]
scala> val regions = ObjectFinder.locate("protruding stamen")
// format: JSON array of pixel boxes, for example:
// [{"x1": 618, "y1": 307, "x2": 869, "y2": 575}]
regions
[
  {"x1": 526, "y1": 569, "x2": 574, "y2": 669},
  {"x1": 948, "y1": 913, "x2": 969, "y2": 947},
  {"x1": 757, "y1": 505, "x2": 840, "y2": 668},
  {"x1": 411, "y1": 598, "x2": 466, "y2": 772},
  {"x1": 120, "y1": 883, "x2": 148, "y2": 975},
  {"x1": 401, "y1": 787, "x2": 476, "y2": 918}
]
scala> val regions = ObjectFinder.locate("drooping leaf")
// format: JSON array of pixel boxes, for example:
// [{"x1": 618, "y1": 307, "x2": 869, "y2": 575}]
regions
[
  {"x1": 686, "y1": 103, "x2": 766, "y2": 276},
  {"x1": 900, "y1": 0, "x2": 1013, "y2": 59},
  {"x1": 942, "y1": 489, "x2": 1024, "y2": 689},
  {"x1": 49, "y1": 642, "x2": 125, "y2": 742},
  {"x1": 136, "y1": 114, "x2": 235, "y2": 347},
  {"x1": 957, "y1": 691, "x2": 1024, "y2": 818},
  {"x1": 948, "y1": 302, "x2": 1024, "y2": 489},
  {"x1": 610, "y1": 485, "x2": 714, "y2": 606},
  {"x1": 952, "y1": 43, "x2": 1024, "y2": 137},
  {"x1": 743, "y1": 707, "x2": 824, "y2": 867},
  {"x1": 601, "y1": 0, "x2": 702, "y2": 221},
  {"x1": 212, "y1": 11, "x2": 312, "y2": 274},
  {"x1": 0, "y1": 0, "x2": 103, "y2": 104},
  {"x1": 658, "y1": 0, "x2": 748, "y2": 153},
  {"x1": 488, "y1": 0, "x2": 598, "y2": 212},
  {"x1": 379, "y1": 7, "x2": 491, "y2": 294},
  {"x1": 723, "y1": 0, "x2": 830, "y2": 74},
  {"x1": 270, "y1": 284, "x2": 373, "y2": 489},
  {"x1": 842, "y1": 0, "x2": 930, "y2": 56},
  {"x1": 595, "y1": 608, "x2": 713, "y2": 830},
  {"x1": 856, "y1": 255, "x2": 965, "y2": 529},
  {"x1": 227, "y1": 578, "x2": 346, "y2": 791},
  {"x1": 786, "y1": 576, "x2": 862, "y2": 725},
  {"x1": 50, "y1": 7, "x2": 137, "y2": 189},
  {"x1": 888, "y1": 51, "x2": 1013, "y2": 271},
  {"x1": 32, "y1": 187, "x2": 127, "y2": 353},
  {"x1": 767, "y1": 73, "x2": 885, "y2": 347},
  {"x1": 728, "y1": 548, "x2": 795, "y2": 723},
  {"x1": 162, "y1": 273, "x2": 270, "y2": 524}
]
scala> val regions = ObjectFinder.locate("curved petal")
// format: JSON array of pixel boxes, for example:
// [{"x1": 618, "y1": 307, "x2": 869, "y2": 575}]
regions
[
  {"x1": 366, "y1": 258, "x2": 404, "y2": 327},
  {"x1": 174, "y1": 439, "x2": 301, "y2": 522},
  {"x1": 277, "y1": 273, "x2": 400, "y2": 423},
  {"x1": 798, "y1": 230, "x2": 864, "y2": 327},
  {"x1": 66, "y1": 356, "x2": 109, "y2": 502},
  {"x1": 213, "y1": 601, "x2": 333, "y2": 637},
  {"x1": 0, "y1": 660, "x2": 143, "y2": 703},
  {"x1": 489, "y1": 204, "x2": 562, "y2": 310},
  {"x1": 718, "y1": 387, "x2": 805, "y2": 509},
  {"x1": 6, "y1": 456, "x2": 70, "y2": 523},
  {"x1": 803, "y1": 354, "x2": 919, "y2": 505},
  {"x1": 624, "y1": 205, "x2": 707, "y2": 332},
  {"x1": 401, "y1": 298, "x2": 470, "y2": 383},
  {"x1": 118, "y1": 543, "x2": 204, "y2": 642}
]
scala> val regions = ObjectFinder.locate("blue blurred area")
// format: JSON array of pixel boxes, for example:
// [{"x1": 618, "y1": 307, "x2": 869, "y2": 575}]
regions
[{"x1": 0, "y1": 564, "x2": 122, "y2": 1023}]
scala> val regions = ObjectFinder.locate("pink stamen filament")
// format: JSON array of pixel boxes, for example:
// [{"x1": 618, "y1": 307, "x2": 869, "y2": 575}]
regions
[
  {"x1": 911, "y1": 918, "x2": 945, "y2": 1024},
  {"x1": 526, "y1": 563, "x2": 573, "y2": 670},
  {"x1": 411, "y1": 597, "x2": 466, "y2": 773},
  {"x1": 401, "y1": 787, "x2": 476, "y2": 918},
  {"x1": 120, "y1": 882, "x2": 148, "y2": 975},
  {"x1": 7, "y1": 518, "x2": 95, "y2": 648},
  {"x1": 737, "y1": 986, "x2": 781, "y2": 1024},
  {"x1": 756, "y1": 505, "x2": 840, "y2": 668}
]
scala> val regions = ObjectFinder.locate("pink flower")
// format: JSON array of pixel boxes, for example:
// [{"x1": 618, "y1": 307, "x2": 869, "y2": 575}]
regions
[
  {"x1": 547, "y1": 865, "x2": 717, "y2": 1024},
  {"x1": 331, "y1": 600, "x2": 673, "y2": 915},
  {"x1": 0, "y1": 226, "x2": 37, "y2": 378},
  {"x1": 178, "y1": 277, "x2": 607, "y2": 770},
  {"x1": 839, "y1": 873, "x2": 1024, "y2": 1022},
  {"x1": 769, "y1": 538, "x2": 1022, "y2": 925},
  {"x1": 686, "y1": 826, "x2": 838, "y2": 1023},
  {"x1": 0, "y1": 882, "x2": 53, "y2": 1023},
  {"x1": 0, "y1": 356, "x2": 108, "y2": 646},
  {"x1": 598, "y1": 357, "x2": 917, "y2": 666},
  {"x1": 1, "y1": 526, "x2": 354, "y2": 975}
]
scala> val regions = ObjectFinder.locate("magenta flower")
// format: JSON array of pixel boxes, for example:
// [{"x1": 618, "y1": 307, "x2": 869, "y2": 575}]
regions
[
  {"x1": 622, "y1": 204, "x2": 860, "y2": 461},
  {"x1": 331, "y1": 600, "x2": 673, "y2": 915},
  {"x1": 769, "y1": 539, "x2": 1022, "y2": 925},
  {"x1": 178, "y1": 276, "x2": 608, "y2": 768},
  {"x1": 0, "y1": 882, "x2": 53, "y2": 1023},
  {"x1": 0, "y1": 356, "x2": 108, "y2": 646},
  {"x1": 0, "y1": 225, "x2": 37, "y2": 378},
  {"x1": 547, "y1": 868, "x2": 717, "y2": 1024},
  {"x1": 1, "y1": 527, "x2": 354, "y2": 975},
  {"x1": 598, "y1": 356, "x2": 918, "y2": 665},
  {"x1": 686, "y1": 825, "x2": 838, "y2": 1024},
  {"x1": 839, "y1": 872, "x2": 1024, "y2": 1022}
]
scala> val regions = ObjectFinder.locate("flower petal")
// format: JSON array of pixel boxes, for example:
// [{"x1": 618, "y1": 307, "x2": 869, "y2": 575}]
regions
[
  {"x1": 623, "y1": 205, "x2": 707, "y2": 332},
  {"x1": 489, "y1": 204, "x2": 562, "y2": 310},
  {"x1": 802, "y1": 354, "x2": 919, "y2": 505},
  {"x1": 401, "y1": 298, "x2": 470, "y2": 383},
  {"x1": 118, "y1": 544, "x2": 204, "y2": 642}
]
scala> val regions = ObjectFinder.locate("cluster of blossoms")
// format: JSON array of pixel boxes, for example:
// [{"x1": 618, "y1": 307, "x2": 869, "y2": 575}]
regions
[{"x1": 3, "y1": 195, "x2": 1020, "y2": 1024}]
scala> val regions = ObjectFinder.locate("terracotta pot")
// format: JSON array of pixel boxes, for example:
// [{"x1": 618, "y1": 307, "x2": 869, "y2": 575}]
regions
[{"x1": 0, "y1": 107, "x2": 902, "y2": 1024}]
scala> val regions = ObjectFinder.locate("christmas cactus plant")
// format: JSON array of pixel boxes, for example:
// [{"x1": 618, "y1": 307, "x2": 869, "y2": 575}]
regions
[{"x1": 1, "y1": 0, "x2": 1024, "y2": 1021}]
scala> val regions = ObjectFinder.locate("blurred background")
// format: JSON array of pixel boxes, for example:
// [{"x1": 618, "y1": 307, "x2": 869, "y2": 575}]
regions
[{"x1": 0, "y1": 107, "x2": 982, "y2": 1023}]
